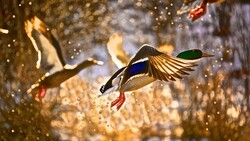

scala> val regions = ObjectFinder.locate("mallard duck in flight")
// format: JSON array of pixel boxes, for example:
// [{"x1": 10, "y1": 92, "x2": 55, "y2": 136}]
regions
[
  {"x1": 28, "y1": 58, "x2": 103, "y2": 101},
  {"x1": 25, "y1": 16, "x2": 103, "y2": 101},
  {"x1": 99, "y1": 44, "x2": 213, "y2": 110},
  {"x1": 178, "y1": 0, "x2": 225, "y2": 22}
]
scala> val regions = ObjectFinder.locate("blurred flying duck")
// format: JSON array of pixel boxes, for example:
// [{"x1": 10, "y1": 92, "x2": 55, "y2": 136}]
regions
[
  {"x1": 107, "y1": 33, "x2": 130, "y2": 68},
  {"x1": 178, "y1": 0, "x2": 225, "y2": 22},
  {"x1": 99, "y1": 44, "x2": 213, "y2": 110},
  {"x1": 106, "y1": 33, "x2": 174, "y2": 68},
  {"x1": 25, "y1": 16, "x2": 103, "y2": 100},
  {"x1": 28, "y1": 58, "x2": 103, "y2": 101}
]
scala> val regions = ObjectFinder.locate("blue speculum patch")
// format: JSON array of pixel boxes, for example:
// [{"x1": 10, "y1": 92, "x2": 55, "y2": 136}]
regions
[{"x1": 129, "y1": 61, "x2": 148, "y2": 76}]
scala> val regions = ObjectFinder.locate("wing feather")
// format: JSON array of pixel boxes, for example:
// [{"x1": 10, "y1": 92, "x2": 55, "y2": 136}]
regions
[
  {"x1": 31, "y1": 16, "x2": 66, "y2": 67},
  {"x1": 25, "y1": 16, "x2": 66, "y2": 72}
]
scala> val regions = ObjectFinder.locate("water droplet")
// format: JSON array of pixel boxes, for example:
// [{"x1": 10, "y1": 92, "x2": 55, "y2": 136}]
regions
[
  {"x1": 29, "y1": 1, "x2": 32, "y2": 5},
  {"x1": 77, "y1": 97, "x2": 80, "y2": 101},
  {"x1": 11, "y1": 129, "x2": 14, "y2": 133},
  {"x1": 12, "y1": 15, "x2": 16, "y2": 18}
]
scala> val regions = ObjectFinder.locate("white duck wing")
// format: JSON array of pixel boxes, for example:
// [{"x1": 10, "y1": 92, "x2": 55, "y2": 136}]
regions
[
  {"x1": 107, "y1": 33, "x2": 130, "y2": 68},
  {"x1": 25, "y1": 16, "x2": 65, "y2": 72}
]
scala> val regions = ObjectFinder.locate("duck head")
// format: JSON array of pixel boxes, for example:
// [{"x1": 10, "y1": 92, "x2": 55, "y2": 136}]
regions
[
  {"x1": 99, "y1": 78, "x2": 120, "y2": 96},
  {"x1": 177, "y1": 49, "x2": 214, "y2": 59},
  {"x1": 99, "y1": 67, "x2": 126, "y2": 97}
]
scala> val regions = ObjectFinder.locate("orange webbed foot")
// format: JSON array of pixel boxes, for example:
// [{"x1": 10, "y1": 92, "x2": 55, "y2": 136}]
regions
[
  {"x1": 111, "y1": 98, "x2": 121, "y2": 108},
  {"x1": 35, "y1": 86, "x2": 47, "y2": 101},
  {"x1": 188, "y1": 1, "x2": 208, "y2": 22},
  {"x1": 110, "y1": 92, "x2": 126, "y2": 110}
]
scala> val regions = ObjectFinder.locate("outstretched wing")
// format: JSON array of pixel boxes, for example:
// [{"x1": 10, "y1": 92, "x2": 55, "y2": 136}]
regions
[
  {"x1": 25, "y1": 16, "x2": 65, "y2": 72},
  {"x1": 107, "y1": 33, "x2": 130, "y2": 68},
  {"x1": 177, "y1": 0, "x2": 201, "y2": 15},
  {"x1": 121, "y1": 45, "x2": 198, "y2": 85}
]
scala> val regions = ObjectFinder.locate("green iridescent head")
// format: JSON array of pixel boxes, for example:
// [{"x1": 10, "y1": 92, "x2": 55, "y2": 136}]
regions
[{"x1": 177, "y1": 49, "x2": 213, "y2": 60}]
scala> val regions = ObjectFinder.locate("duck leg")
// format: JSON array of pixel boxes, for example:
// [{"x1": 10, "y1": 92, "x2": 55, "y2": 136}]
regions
[
  {"x1": 35, "y1": 86, "x2": 47, "y2": 101},
  {"x1": 111, "y1": 92, "x2": 126, "y2": 110},
  {"x1": 188, "y1": 0, "x2": 208, "y2": 22}
]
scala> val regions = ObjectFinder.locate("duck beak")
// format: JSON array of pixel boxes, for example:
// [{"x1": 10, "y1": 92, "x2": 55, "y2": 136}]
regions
[
  {"x1": 87, "y1": 58, "x2": 103, "y2": 65},
  {"x1": 96, "y1": 61, "x2": 104, "y2": 65},
  {"x1": 202, "y1": 52, "x2": 214, "y2": 57}
]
